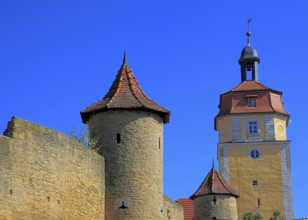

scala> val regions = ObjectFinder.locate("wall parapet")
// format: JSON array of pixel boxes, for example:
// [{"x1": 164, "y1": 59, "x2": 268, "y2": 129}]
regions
[{"x1": 0, "y1": 116, "x2": 105, "y2": 220}]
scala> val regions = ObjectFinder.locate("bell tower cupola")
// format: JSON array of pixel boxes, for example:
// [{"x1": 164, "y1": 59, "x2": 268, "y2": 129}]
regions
[{"x1": 238, "y1": 20, "x2": 260, "y2": 82}]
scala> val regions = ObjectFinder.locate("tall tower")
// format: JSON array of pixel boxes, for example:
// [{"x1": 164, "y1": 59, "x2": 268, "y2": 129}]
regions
[
  {"x1": 81, "y1": 53, "x2": 170, "y2": 220},
  {"x1": 214, "y1": 31, "x2": 294, "y2": 219}
]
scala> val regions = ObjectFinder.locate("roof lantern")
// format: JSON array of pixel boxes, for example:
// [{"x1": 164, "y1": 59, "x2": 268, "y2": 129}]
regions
[{"x1": 238, "y1": 19, "x2": 260, "y2": 82}]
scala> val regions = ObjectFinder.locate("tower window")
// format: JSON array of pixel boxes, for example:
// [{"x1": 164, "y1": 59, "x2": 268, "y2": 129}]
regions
[
  {"x1": 247, "y1": 97, "x2": 256, "y2": 107},
  {"x1": 248, "y1": 148, "x2": 262, "y2": 160},
  {"x1": 251, "y1": 149, "x2": 259, "y2": 158},
  {"x1": 158, "y1": 137, "x2": 161, "y2": 149},
  {"x1": 213, "y1": 196, "x2": 217, "y2": 204},
  {"x1": 247, "y1": 120, "x2": 258, "y2": 135},
  {"x1": 253, "y1": 180, "x2": 258, "y2": 186},
  {"x1": 117, "y1": 133, "x2": 121, "y2": 144},
  {"x1": 119, "y1": 201, "x2": 128, "y2": 209}
]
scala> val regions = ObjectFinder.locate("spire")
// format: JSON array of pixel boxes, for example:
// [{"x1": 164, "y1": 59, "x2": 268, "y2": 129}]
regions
[
  {"x1": 122, "y1": 51, "x2": 128, "y2": 67},
  {"x1": 238, "y1": 19, "x2": 260, "y2": 82},
  {"x1": 247, "y1": 18, "x2": 251, "y2": 46}
]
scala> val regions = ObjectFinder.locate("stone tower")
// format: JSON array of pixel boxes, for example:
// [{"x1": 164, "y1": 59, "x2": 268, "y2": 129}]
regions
[
  {"x1": 190, "y1": 167, "x2": 239, "y2": 220},
  {"x1": 214, "y1": 31, "x2": 294, "y2": 219},
  {"x1": 81, "y1": 53, "x2": 170, "y2": 220}
]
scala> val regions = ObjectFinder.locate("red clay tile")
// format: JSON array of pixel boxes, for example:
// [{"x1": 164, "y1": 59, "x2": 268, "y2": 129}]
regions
[
  {"x1": 81, "y1": 63, "x2": 170, "y2": 123},
  {"x1": 215, "y1": 81, "x2": 289, "y2": 129},
  {"x1": 190, "y1": 168, "x2": 239, "y2": 199},
  {"x1": 178, "y1": 198, "x2": 194, "y2": 220}
]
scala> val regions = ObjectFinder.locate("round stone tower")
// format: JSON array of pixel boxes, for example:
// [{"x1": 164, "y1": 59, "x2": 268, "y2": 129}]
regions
[
  {"x1": 190, "y1": 167, "x2": 239, "y2": 220},
  {"x1": 81, "y1": 53, "x2": 170, "y2": 220}
]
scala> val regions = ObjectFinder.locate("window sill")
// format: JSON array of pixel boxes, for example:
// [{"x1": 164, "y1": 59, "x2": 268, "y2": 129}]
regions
[{"x1": 247, "y1": 133, "x2": 260, "y2": 137}]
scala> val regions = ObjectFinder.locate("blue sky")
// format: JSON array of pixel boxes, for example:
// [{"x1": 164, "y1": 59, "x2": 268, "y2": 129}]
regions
[{"x1": 1, "y1": 0, "x2": 308, "y2": 218}]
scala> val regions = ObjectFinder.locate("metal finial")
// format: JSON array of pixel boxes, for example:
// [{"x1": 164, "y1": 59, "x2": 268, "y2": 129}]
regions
[
  {"x1": 246, "y1": 18, "x2": 252, "y2": 46},
  {"x1": 212, "y1": 159, "x2": 214, "y2": 169},
  {"x1": 122, "y1": 51, "x2": 128, "y2": 67}
]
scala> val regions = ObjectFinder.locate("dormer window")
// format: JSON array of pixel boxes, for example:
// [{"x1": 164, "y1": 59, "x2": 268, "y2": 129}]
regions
[
  {"x1": 246, "y1": 95, "x2": 257, "y2": 107},
  {"x1": 247, "y1": 97, "x2": 256, "y2": 107}
]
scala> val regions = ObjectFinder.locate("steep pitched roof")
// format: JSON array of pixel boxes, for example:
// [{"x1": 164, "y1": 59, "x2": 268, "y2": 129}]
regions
[
  {"x1": 190, "y1": 168, "x2": 239, "y2": 199},
  {"x1": 178, "y1": 198, "x2": 194, "y2": 220},
  {"x1": 81, "y1": 55, "x2": 170, "y2": 123},
  {"x1": 215, "y1": 81, "x2": 289, "y2": 128}
]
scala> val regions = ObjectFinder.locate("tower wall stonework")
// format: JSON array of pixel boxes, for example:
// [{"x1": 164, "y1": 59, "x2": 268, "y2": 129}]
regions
[
  {"x1": 0, "y1": 117, "x2": 105, "y2": 220},
  {"x1": 88, "y1": 110, "x2": 164, "y2": 220},
  {"x1": 194, "y1": 195, "x2": 237, "y2": 220}
]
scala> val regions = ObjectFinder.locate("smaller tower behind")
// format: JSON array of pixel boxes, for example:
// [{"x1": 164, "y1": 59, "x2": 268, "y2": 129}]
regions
[{"x1": 190, "y1": 167, "x2": 239, "y2": 220}]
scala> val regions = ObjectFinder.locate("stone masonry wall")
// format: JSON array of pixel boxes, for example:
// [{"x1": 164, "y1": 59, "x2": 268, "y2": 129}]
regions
[
  {"x1": 194, "y1": 195, "x2": 237, "y2": 220},
  {"x1": 89, "y1": 110, "x2": 164, "y2": 220},
  {"x1": 163, "y1": 195, "x2": 184, "y2": 220},
  {"x1": 0, "y1": 117, "x2": 105, "y2": 220}
]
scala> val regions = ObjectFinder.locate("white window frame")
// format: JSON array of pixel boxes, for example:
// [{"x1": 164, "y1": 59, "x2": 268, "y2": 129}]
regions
[{"x1": 247, "y1": 119, "x2": 259, "y2": 136}]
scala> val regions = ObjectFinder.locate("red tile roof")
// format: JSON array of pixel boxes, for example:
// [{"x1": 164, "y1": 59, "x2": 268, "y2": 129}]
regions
[
  {"x1": 229, "y1": 80, "x2": 270, "y2": 91},
  {"x1": 190, "y1": 168, "x2": 239, "y2": 199},
  {"x1": 178, "y1": 198, "x2": 194, "y2": 220},
  {"x1": 215, "y1": 81, "x2": 289, "y2": 129},
  {"x1": 81, "y1": 62, "x2": 170, "y2": 124}
]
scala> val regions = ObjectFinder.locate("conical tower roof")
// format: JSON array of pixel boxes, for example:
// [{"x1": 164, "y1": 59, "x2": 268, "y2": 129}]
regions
[
  {"x1": 190, "y1": 168, "x2": 239, "y2": 199},
  {"x1": 81, "y1": 53, "x2": 170, "y2": 123}
]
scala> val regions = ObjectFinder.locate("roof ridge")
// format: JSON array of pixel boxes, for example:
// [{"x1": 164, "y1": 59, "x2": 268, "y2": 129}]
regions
[
  {"x1": 211, "y1": 168, "x2": 215, "y2": 193},
  {"x1": 130, "y1": 71, "x2": 168, "y2": 111},
  {"x1": 229, "y1": 80, "x2": 271, "y2": 93},
  {"x1": 215, "y1": 169, "x2": 233, "y2": 195},
  {"x1": 253, "y1": 80, "x2": 271, "y2": 89},
  {"x1": 106, "y1": 67, "x2": 125, "y2": 107},
  {"x1": 125, "y1": 66, "x2": 145, "y2": 108}
]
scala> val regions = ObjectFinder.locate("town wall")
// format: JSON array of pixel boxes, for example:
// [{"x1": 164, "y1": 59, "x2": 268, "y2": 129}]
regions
[
  {"x1": 163, "y1": 195, "x2": 184, "y2": 220},
  {"x1": 0, "y1": 117, "x2": 105, "y2": 220}
]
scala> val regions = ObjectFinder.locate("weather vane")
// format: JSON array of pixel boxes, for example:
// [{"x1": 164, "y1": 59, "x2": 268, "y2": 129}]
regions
[{"x1": 247, "y1": 18, "x2": 252, "y2": 45}]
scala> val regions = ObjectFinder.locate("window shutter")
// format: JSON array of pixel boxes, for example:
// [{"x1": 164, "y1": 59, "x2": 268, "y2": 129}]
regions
[
  {"x1": 265, "y1": 116, "x2": 274, "y2": 140},
  {"x1": 232, "y1": 117, "x2": 242, "y2": 141}
]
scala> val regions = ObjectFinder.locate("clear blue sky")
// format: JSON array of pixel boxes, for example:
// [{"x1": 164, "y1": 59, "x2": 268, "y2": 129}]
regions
[{"x1": 1, "y1": 1, "x2": 307, "y2": 218}]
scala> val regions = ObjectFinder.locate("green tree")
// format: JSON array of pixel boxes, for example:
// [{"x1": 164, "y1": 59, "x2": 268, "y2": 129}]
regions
[
  {"x1": 243, "y1": 212, "x2": 263, "y2": 220},
  {"x1": 71, "y1": 127, "x2": 101, "y2": 153},
  {"x1": 270, "y1": 210, "x2": 285, "y2": 220}
]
